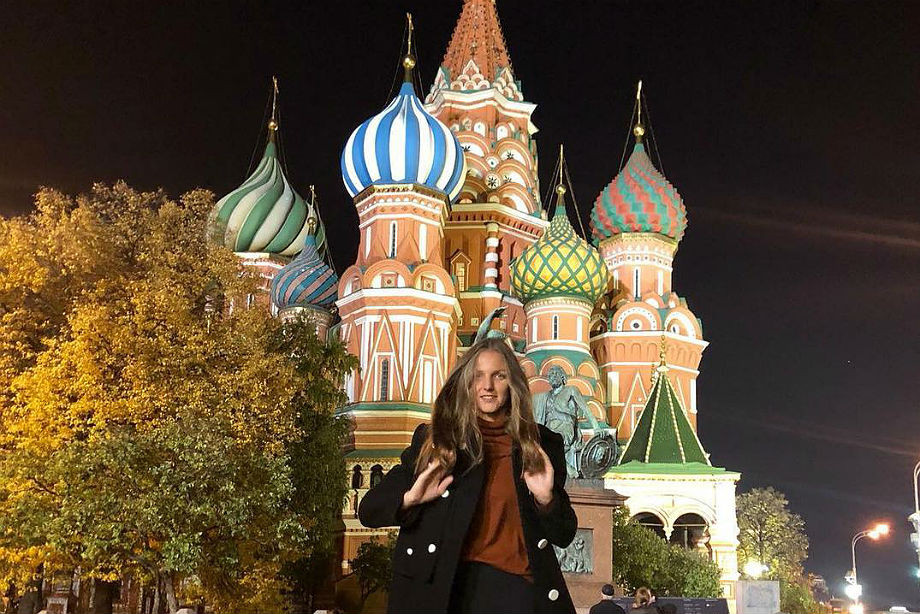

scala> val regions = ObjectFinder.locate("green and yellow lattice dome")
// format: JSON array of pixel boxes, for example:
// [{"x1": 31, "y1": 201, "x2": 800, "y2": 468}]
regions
[{"x1": 511, "y1": 190, "x2": 609, "y2": 305}]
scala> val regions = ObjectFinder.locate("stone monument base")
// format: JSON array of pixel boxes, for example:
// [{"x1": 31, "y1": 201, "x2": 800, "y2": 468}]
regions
[{"x1": 561, "y1": 478, "x2": 627, "y2": 609}]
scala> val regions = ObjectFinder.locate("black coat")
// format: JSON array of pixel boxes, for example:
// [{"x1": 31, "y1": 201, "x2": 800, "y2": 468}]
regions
[{"x1": 358, "y1": 422, "x2": 578, "y2": 614}]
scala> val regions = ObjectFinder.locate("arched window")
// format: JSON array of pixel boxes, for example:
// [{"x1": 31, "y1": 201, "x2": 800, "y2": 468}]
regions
[
  {"x1": 552, "y1": 315, "x2": 559, "y2": 340},
  {"x1": 351, "y1": 465, "x2": 364, "y2": 489},
  {"x1": 454, "y1": 262, "x2": 467, "y2": 292},
  {"x1": 370, "y1": 464, "x2": 384, "y2": 488},
  {"x1": 671, "y1": 513, "x2": 708, "y2": 549},
  {"x1": 633, "y1": 512, "x2": 666, "y2": 539},
  {"x1": 379, "y1": 359, "x2": 390, "y2": 401}
]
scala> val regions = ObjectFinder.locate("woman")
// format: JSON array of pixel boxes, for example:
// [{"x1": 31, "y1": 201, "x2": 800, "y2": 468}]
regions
[
  {"x1": 358, "y1": 337, "x2": 577, "y2": 614},
  {"x1": 629, "y1": 587, "x2": 657, "y2": 614}
]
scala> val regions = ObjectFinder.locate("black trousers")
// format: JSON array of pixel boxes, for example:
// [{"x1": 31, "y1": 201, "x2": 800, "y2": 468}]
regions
[{"x1": 448, "y1": 562, "x2": 535, "y2": 614}]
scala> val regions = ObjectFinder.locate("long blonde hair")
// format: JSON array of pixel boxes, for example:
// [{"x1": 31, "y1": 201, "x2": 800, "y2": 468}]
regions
[
  {"x1": 414, "y1": 337, "x2": 545, "y2": 476},
  {"x1": 633, "y1": 587, "x2": 653, "y2": 608}
]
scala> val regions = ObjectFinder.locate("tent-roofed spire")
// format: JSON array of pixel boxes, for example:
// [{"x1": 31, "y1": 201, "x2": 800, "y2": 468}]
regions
[
  {"x1": 441, "y1": 0, "x2": 513, "y2": 81},
  {"x1": 618, "y1": 341, "x2": 710, "y2": 465}
]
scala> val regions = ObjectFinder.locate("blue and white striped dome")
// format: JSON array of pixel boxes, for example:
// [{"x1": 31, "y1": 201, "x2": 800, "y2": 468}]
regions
[
  {"x1": 341, "y1": 81, "x2": 466, "y2": 201},
  {"x1": 270, "y1": 235, "x2": 338, "y2": 311}
]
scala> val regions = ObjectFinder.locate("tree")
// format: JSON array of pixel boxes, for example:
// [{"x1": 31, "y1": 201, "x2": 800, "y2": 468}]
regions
[
  {"x1": 351, "y1": 532, "x2": 397, "y2": 609},
  {"x1": 0, "y1": 183, "x2": 356, "y2": 613},
  {"x1": 736, "y1": 487, "x2": 808, "y2": 578},
  {"x1": 611, "y1": 507, "x2": 722, "y2": 598},
  {"x1": 736, "y1": 488, "x2": 820, "y2": 614}
]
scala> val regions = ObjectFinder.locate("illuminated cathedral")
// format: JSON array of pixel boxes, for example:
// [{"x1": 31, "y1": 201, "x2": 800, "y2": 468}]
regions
[{"x1": 209, "y1": 0, "x2": 740, "y2": 603}]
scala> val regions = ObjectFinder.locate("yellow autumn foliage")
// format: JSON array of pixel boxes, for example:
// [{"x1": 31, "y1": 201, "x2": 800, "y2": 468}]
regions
[{"x1": 0, "y1": 183, "x2": 354, "y2": 612}]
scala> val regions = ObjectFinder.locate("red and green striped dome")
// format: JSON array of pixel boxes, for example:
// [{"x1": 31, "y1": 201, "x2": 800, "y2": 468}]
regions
[{"x1": 591, "y1": 142, "x2": 687, "y2": 242}]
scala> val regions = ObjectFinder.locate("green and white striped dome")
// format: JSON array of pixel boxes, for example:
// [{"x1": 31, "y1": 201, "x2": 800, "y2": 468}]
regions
[{"x1": 209, "y1": 136, "x2": 325, "y2": 257}]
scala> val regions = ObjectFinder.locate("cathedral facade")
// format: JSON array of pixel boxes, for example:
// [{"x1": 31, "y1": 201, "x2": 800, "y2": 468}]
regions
[{"x1": 209, "y1": 0, "x2": 740, "y2": 602}]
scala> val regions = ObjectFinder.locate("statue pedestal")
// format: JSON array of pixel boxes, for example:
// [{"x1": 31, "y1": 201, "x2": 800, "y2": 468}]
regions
[{"x1": 560, "y1": 478, "x2": 627, "y2": 608}]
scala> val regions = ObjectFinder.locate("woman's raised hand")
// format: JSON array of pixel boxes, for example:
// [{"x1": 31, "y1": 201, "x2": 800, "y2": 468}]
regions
[
  {"x1": 523, "y1": 446, "x2": 554, "y2": 507},
  {"x1": 402, "y1": 461, "x2": 454, "y2": 510}
]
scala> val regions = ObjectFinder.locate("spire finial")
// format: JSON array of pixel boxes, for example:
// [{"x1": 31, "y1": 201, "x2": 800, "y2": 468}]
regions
[
  {"x1": 309, "y1": 184, "x2": 316, "y2": 202},
  {"x1": 557, "y1": 143, "x2": 565, "y2": 191},
  {"x1": 402, "y1": 13, "x2": 416, "y2": 82},
  {"x1": 633, "y1": 80, "x2": 645, "y2": 142},
  {"x1": 657, "y1": 332, "x2": 669, "y2": 372},
  {"x1": 269, "y1": 76, "x2": 279, "y2": 133},
  {"x1": 554, "y1": 143, "x2": 567, "y2": 214}
]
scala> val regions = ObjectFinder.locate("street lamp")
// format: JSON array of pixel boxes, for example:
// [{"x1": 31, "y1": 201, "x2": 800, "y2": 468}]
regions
[
  {"x1": 909, "y1": 461, "x2": 920, "y2": 581},
  {"x1": 848, "y1": 523, "x2": 890, "y2": 608}
]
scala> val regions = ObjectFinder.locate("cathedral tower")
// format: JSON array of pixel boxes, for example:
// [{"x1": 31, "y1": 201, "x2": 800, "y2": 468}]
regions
[
  {"x1": 425, "y1": 0, "x2": 548, "y2": 347},
  {"x1": 589, "y1": 87, "x2": 707, "y2": 439},
  {"x1": 336, "y1": 25, "x2": 464, "y2": 452},
  {"x1": 208, "y1": 78, "x2": 326, "y2": 312},
  {"x1": 510, "y1": 154, "x2": 609, "y2": 423},
  {"x1": 270, "y1": 193, "x2": 338, "y2": 340}
]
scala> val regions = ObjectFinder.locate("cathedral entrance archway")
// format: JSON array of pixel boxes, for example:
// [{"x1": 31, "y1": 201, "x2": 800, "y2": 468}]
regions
[
  {"x1": 632, "y1": 512, "x2": 666, "y2": 539},
  {"x1": 670, "y1": 513, "x2": 708, "y2": 549}
]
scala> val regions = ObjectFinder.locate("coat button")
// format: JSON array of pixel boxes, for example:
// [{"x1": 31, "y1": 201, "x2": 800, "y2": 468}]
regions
[
  {"x1": 428, "y1": 543, "x2": 437, "y2": 553},
  {"x1": 548, "y1": 589, "x2": 559, "y2": 601},
  {"x1": 537, "y1": 538, "x2": 549, "y2": 549},
  {"x1": 441, "y1": 489, "x2": 450, "y2": 498},
  {"x1": 406, "y1": 547, "x2": 413, "y2": 555}
]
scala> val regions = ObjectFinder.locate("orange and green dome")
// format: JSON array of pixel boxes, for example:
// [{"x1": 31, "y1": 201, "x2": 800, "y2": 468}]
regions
[
  {"x1": 591, "y1": 141, "x2": 687, "y2": 242},
  {"x1": 511, "y1": 190, "x2": 608, "y2": 305}
]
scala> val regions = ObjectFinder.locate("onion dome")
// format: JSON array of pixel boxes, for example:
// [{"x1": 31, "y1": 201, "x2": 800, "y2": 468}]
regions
[
  {"x1": 209, "y1": 79, "x2": 325, "y2": 258},
  {"x1": 591, "y1": 130, "x2": 687, "y2": 243},
  {"x1": 270, "y1": 234, "x2": 338, "y2": 310},
  {"x1": 210, "y1": 137, "x2": 326, "y2": 257},
  {"x1": 511, "y1": 185, "x2": 609, "y2": 305},
  {"x1": 340, "y1": 79, "x2": 466, "y2": 201}
]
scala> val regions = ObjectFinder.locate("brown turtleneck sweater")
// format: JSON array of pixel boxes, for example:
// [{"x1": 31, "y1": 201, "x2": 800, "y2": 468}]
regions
[{"x1": 461, "y1": 415, "x2": 532, "y2": 579}]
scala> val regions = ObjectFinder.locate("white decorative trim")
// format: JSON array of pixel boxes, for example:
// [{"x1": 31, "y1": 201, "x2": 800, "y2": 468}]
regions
[{"x1": 591, "y1": 330, "x2": 709, "y2": 349}]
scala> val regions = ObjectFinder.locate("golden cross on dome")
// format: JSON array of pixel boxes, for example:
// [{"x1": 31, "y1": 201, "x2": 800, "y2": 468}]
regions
[
  {"x1": 403, "y1": 13, "x2": 416, "y2": 78},
  {"x1": 269, "y1": 76, "x2": 279, "y2": 132},
  {"x1": 634, "y1": 80, "x2": 645, "y2": 141}
]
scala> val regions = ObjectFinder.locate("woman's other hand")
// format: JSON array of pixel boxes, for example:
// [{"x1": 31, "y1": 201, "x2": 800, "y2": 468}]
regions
[
  {"x1": 402, "y1": 460, "x2": 454, "y2": 510},
  {"x1": 523, "y1": 446, "x2": 554, "y2": 507}
]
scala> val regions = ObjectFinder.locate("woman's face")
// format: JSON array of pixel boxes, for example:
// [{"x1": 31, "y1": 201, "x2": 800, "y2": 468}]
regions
[{"x1": 473, "y1": 349, "x2": 510, "y2": 420}]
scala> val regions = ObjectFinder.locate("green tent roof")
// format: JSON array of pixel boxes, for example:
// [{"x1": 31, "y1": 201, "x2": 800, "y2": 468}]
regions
[
  {"x1": 618, "y1": 364, "x2": 710, "y2": 465},
  {"x1": 606, "y1": 461, "x2": 735, "y2": 477}
]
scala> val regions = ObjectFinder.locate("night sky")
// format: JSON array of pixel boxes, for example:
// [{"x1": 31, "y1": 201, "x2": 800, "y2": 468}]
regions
[{"x1": 2, "y1": 0, "x2": 919, "y2": 608}]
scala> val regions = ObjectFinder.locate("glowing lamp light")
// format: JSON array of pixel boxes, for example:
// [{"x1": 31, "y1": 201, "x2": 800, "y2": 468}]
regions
[
  {"x1": 850, "y1": 604, "x2": 864, "y2": 614},
  {"x1": 744, "y1": 560, "x2": 766, "y2": 579},
  {"x1": 867, "y1": 524, "x2": 890, "y2": 540},
  {"x1": 844, "y1": 583, "x2": 863, "y2": 600}
]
